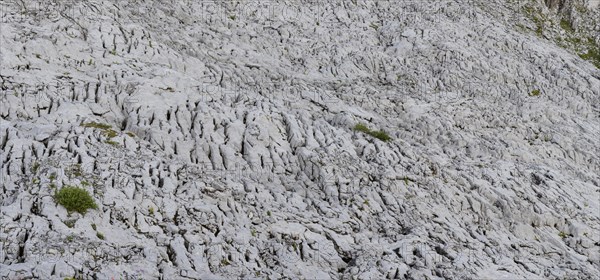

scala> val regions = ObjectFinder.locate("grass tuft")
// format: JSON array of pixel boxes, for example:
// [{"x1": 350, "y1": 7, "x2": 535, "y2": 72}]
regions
[
  {"x1": 579, "y1": 48, "x2": 600, "y2": 69},
  {"x1": 354, "y1": 123, "x2": 392, "y2": 142},
  {"x1": 54, "y1": 186, "x2": 97, "y2": 214},
  {"x1": 105, "y1": 140, "x2": 119, "y2": 146},
  {"x1": 81, "y1": 122, "x2": 112, "y2": 130},
  {"x1": 354, "y1": 123, "x2": 371, "y2": 133},
  {"x1": 82, "y1": 122, "x2": 121, "y2": 142},
  {"x1": 369, "y1": 130, "x2": 392, "y2": 142},
  {"x1": 103, "y1": 129, "x2": 118, "y2": 138},
  {"x1": 560, "y1": 19, "x2": 574, "y2": 33}
]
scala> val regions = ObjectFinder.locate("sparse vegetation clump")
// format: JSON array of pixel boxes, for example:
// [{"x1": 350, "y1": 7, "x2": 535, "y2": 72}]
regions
[
  {"x1": 31, "y1": 161, "x2": 40, "y2": 173},
  {"x1": 519, "y1": 3, "x2": 599, "y2": 69},
  {"x1": 66, "y1": 164, "x2": 84, "y2": 178},
  {"x1": 354, "y1": 123, "x2": 392, "y2": 142},
  {"x1": 103, "y1": 129, "x2": 118, "y2": 138},
  {"x1": 369, "y1": 130, "x2": 392, "y2": 142},
  {"x1": 579, "y1": 46, "x2": 600, "y2": 69},
  {"x1": 529, "y1": 89, "x2": 541, "y2": 96},
  {"x1": 105, "y1": 140, "x2": 119, "y2": 146},
  {"x1": 81, "y1": 122, "x2": 112, "y2": 130},
  {"x1": 54, "y1": 186, "x2": 98, "y2": 214},
  {"x1": 560, "y1": 19, "x2": 574, "y2": 32},
  {"x1": 353, "y1": 123, "x2": 371, "y2": 134},
  {"x1": 81, "y1": 121, "x2": 120, "y2": 144},
  {"x1": 64, "y1": 219, "x2": 76, "y2": 228}
]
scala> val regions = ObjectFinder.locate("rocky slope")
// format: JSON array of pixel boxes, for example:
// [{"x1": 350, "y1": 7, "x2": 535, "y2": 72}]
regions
[{"x1": 1, "y1": 0, "x2": 599, "y2": 279}]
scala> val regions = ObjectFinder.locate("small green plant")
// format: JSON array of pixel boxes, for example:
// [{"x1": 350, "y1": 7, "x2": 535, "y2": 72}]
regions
[
  {"x1": 560, "y1": 19, "x2": 574, "y2": 33},
  {"x1": 558, "y1": 231, "x2": 568, "y2": 239},
  {"x1": 105, "y1": 140, "x2": 119, "y2": 146},
  {"x1": 267, "y1": 210, "x2": 272, "y2": 216},
  {"x1": 229, "y1": 15, "x2": 236, "y2": 20},
  {"x1": 66, "y1": 235, "x2": 74, "y2": 242},
  {"x1": 31, "y1": 161, "x2": 40, "y2": 173},
  {"x1": 81, "y1": 122, "x2": 112, "y2": 130},
  {"x1": 529, "y1": 89, "x2": 541, "y2": 96},
  {"x1": 103, "y1": 129, "x2": 118, "y2": 138},
  {"x1": 54, "y1": 186, "x2": 98, "y2": 214},
  {"x1": 49, "y1": 172, "x2": 57, "y2": 181},
  {"x1": 369, "y1": 130, "x2": 392, "y2": 141},
  {"x1": 221, "y1": 259, "x2": 230, "y2": 266},
  {"x1": 64, "y1": 219, "x2": 76, "y2": 228},
  {"x1": 65, "y1": 164, "x2": 84, "y2": 178},
  {"x1": 34, "y1": 53, "x2": 42, "y2": 59},
  {"x1": 149, "y1": 207, "x2": 154, "y2": 215},
  {"x1": 82, "y1": 122, "x2": 120, "y2": 141},
  {"x1": 97, "y1": 232, "x2": 105, "y2": 240},
  {"x1": 535, "y1": 22, "x2": 543, "y2": 37},
  {"x1": 91, "y1": 223, "x2": 97, "y2": 231},
  {"x1": 126, "y1": 131, "x2": 136, "y2": 137},
  {"x1": 353, "y1": 123, "x2": 392, "y2": 142},
  {"x1": 251, "y1": 229, "x2": 257, "y2": 237},
  {"x1": 354, "y1": 123, "x2": 371, "y2": 133}
]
